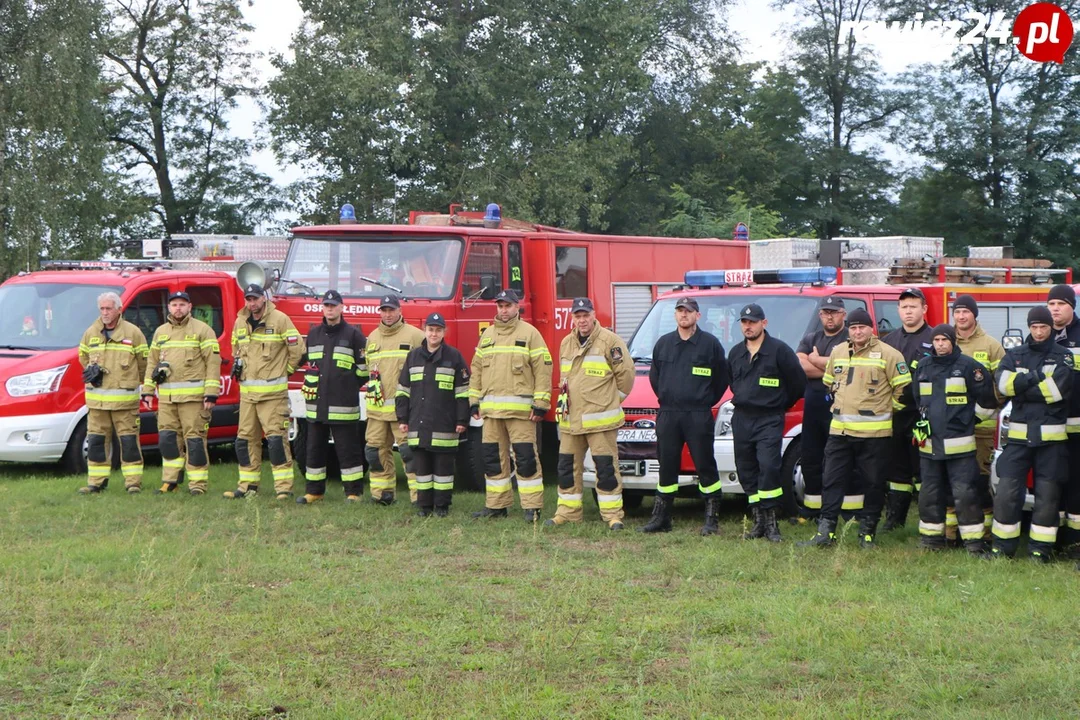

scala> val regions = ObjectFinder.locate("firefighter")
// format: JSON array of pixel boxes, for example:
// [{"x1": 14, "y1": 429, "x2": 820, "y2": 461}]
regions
[
  {"x1": 395, "y1": 312, "x2": 470, "y2": 517},
  {"x1": 800, "y1": 308, "x2": 910, "y2": 548},
  {"x1": 77, "y1": 291, "x2": 149, "y2": 494},
  {"x1": 795, "y1": 296, "x2": 848, "y2": 519},
  {"x1": 881, "y1": 287, "x2": 935, "y2": 532},
  {"x1": 953, "y1": 294, "x2": 1005, "y2": 542},
  {"x1": 547, "y1": 297, "x2": 634, "y2": 530},
  {"x1": 469, "y1": 289, "x2": 553, "y2": 521},
  {"x1": 223, "y1": 284, "x2": 305, "y2": 500},
  {"x1": 727, "y1": 303, "x2": 806, "y2": 541},
  {"x1": 365, "y1": 294, "x2": 425, "y2": 505},
  {"x1": 298, "y1": 290, "x2": 368, "y2": 504},
  {"x1": 1046, "y1": 284, "x2": 1080, "y2": 555},
  {"x1": 140, "y1": 291, "x2": 220, "y2": 495},
  {"x1": 992, "y1": 306, "x2": 1073, "y2": 561},
  {"x1": 912, "y1": 324, "x2": 996, "y2": 555},
  {"x1": 640, "y1": 297, "x2": 729, "y2": 534}
]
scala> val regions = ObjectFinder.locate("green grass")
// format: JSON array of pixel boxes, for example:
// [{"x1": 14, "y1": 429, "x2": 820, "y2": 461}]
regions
[{"x1": 2, "y1": 460, "x2": 1079, "y2": 719}]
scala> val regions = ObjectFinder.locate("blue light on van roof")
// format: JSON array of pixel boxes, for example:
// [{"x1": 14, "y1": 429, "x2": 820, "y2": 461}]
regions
[
  {"x1": 684, "y1": 266, "x2": 838, "y2": 288},
  {"x1": 340, "y1": 203, "x2": 357, "y2": 223}
]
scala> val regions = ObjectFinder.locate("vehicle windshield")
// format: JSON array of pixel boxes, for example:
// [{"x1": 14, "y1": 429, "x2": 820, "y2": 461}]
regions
[
  {"x1": 0, "y1": 283, "x2": 123, "y2": 350},
  {"x1": 628, "y1": 294, "x2": 821, "y2": 360},
  {"x1": 281, "y1": 235, "x2": 463, "y2": 299}
]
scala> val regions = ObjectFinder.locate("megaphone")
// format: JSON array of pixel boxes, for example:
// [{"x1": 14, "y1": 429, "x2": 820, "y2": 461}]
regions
[{"x1": 237, "y1": 260, "x2": 275, "y2": 294}]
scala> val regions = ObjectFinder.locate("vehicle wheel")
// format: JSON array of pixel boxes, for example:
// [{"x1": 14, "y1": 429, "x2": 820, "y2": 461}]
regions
[
  {"x1": 779, "y1": 438, "x2": 803, "y2": 518},
  {"x1": 61, "y1": 419, "x2": 88, "y2": 476},
  {"x1": 60, "y1": 419, "x2": 121, "y2": 475},
  {"x1": 291, "y1": 419, "x2": 307, "y2": 475},
  {"x1": 457, "y1": 426, "x2": 485, "y2": 492}
]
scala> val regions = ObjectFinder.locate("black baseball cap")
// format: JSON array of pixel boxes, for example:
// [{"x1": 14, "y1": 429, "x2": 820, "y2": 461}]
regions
[
  {"x1": 820, "y1": 296, "x2": 845, "y2": 311},
  {"x1": 899, "y1": 287, "x2": 926, "y2": 301},
  {"x1": 494, "y1": 289, "x2": 520, "y2": 304},
  {"x1": 243, "y1": 283, "x2": 264, "y2": 299},
  {"x1": 571, "y1": 297, "x2": 594, "y2": 313},
  {"x1": 674, "y1": 297, "x2": 699, "y2": 311},
  {"x1": 167, "y1": 291, "x2": 190, "y2": 303},
  {"x1": 321, "y1": 290, "x2": 342, "y2": 306},
  {"x1": 739, "y1": 303, "x2": 765, "y2": 321},
  {"x1": 378, "y1": 294, "x2": 401, "y2": 310},
  {"x1": 424, "y1": 312, "x2": 446, "y2": 328}
]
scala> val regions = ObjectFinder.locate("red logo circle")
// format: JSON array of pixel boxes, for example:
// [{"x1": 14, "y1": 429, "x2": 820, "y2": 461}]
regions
[{"x1": 1013, "y1": 3, "x2": 1074, "y2": 63}]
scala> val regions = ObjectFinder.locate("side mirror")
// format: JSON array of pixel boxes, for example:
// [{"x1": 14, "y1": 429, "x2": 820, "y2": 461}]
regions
[
  {"x1": 479, "y1": 274, "x2": 498, "y2": 300},
  {"x1": 1001, "y1": 328, "x2": 1024, "y2": 350}
]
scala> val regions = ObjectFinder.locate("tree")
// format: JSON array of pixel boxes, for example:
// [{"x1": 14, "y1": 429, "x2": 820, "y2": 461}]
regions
[
  {"x1": 101, "y1": 0, "x2": 281, "y2": 236},
  {"x1": 0, "y1": 0, "x2": 120, "y2": 277},
  {"x1": 776, "y1": 0, "x2": 907, "y2": 238},
  {"x1": 268, "y1": 0, "x2": 731, "y2": 230},
  {"x1": 659, "y1": 185, "x2": 783, "y2": 239}
]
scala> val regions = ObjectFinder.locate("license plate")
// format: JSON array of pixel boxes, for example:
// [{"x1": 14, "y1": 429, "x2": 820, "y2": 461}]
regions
[
  {"x1": 619, "y1": 461, "x2": 641, "y2": 476},
  {"x1": 617, "y1": 428, "x2": 656, "y2": 442}
]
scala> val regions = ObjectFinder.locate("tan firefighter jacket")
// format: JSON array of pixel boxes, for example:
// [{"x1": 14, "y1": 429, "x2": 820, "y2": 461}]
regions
[
  {"x1": 823, "y1": 335, "x2": 911, "y2": 438},
  {"x1": 365, "y1": 317, "x2": 424, "y2": 420},
  {"x1": 558, "y1": 324, "x2": 633, "y2": 434},
  {"x1": 232, "y1": 301, "x2": 305, "y2": 403},
  {"x1": 142, "y1": 314, "x2": 221, "y2": 403},
  {"x1": 79, "y1": 318, "x2": 149, "y2": 410},
  {"x1": 469, "y1": 315, "x2": 553, "y2": 419}
]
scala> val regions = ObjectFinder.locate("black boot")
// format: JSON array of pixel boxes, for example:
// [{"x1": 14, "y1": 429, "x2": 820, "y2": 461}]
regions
[
  {"x1": 881, "y1": 490, "x2": 912, "y2": 532},
  {"x1": 798, "y1": 518, "x2": 836, "y2": 547},
  {"x1": 919, "y1": 534, "x2": 946, "y2": 551},
  {"x1": 471, "y1": 507, "x2": 508, "y2": 519},
  {"x1": 963, "y1": 538, "x2": 988, "y2": 557},
  {"x1": 762, "y1": 506, "x2": 782, "y2": 543},
  {"x1": 524, "y1": 508, "x2": 541, "y2": 523},
  {"x1": 638, "y1": 494, "x2": 673, "y2": 533},
  {"x1": 700, "y1": 495, "x2": 721, "y2": 536},
  {"x1": 743, "y1": 506, "x2": 765, "y2": 540},
  {"x1": 858, "y1": 517, "x2": 878, "y2": 549}
]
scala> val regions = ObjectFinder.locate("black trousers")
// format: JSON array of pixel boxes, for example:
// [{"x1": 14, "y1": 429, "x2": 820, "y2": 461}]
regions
[
  {"x1": 993, "y1": 442, "x2": 1067, "y2": 556},
  {"x1": 887, "y1": 414, "x2": 920, "y2": 492},
  {"x1": 800, "y1": 394, "x2": 831, "y2": 512},
  {"x1": 820, "y1": 435, "x2": 890, "y2": 526},
  {"x1": 918, "y1": 455, "x2": 982, "y2": 541},
  {"x1": 306, "y1": 421, "x2": 364, "y2": 497},
  {"x1": 656, "y1": 409, "x2": 720, "y2": 496},
  {"x1": 413, "y1": 448, "x2": 455, "y2": 510},
  {"x1": 1062, "y1": 436, "x2": 1080, "y2": 546},
  {"x1": 732, "y1": 411, "x2": 784, "y2": 510}
]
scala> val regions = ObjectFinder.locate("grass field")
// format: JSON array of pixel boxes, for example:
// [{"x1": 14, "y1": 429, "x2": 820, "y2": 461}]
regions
[{"x1": 2, "y1": 458, "x2": 1079, "y2": 719}]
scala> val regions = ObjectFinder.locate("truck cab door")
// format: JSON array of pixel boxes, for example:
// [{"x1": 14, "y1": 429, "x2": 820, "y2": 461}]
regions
[{"x1": 457, "y1": 239, "x2": 507, "y2": 349}]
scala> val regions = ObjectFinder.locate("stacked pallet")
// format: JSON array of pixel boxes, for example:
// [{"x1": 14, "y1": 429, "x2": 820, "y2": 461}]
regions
[{"x1": 888, "y1": 257, "x2": 1053, "y2": 285}]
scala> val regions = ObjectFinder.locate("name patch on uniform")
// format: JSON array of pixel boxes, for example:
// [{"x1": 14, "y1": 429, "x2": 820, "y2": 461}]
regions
[
  {"x1": 759, "y1": 377, "x2": 780, "y2": 387},
  {"x1": 869, "y1": 352, "x2": 881, "y2": 359},
  {"x1": 438, "y1": 380, "x2": 453, "y2": 390},
  {"x1": 157, "y1": 334, "x2": 169, "y2": 342},
  {"x1": 515, "y1": 340, "x2": 527, "y2": 347},
  {"x1": 946, "y1": 396, "x2": 968, "y2": 405},
  {"x1": 263, "y1": 328, "x2": 274, "y2": 334},
  {"x1": 692, "y1": 367, "x2": 712, "y2": 377},
  {"x1": 185, "y1": 334, "x2": 197, "y2": 341},
  {"x1": 585, "y1": 368, "x2": 606, "y2": 377},
  {"x1": 974, "y1": 351, "x2": 988, "y2": 363},
  {"x1": 88, "y1": 337, "x2": 102, "y2": 345}
]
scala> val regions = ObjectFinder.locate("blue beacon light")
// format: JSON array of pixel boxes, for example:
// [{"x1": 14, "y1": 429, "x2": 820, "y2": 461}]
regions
[{"x1": 340, "y1": 203, "x2": 357, "y2": 223}]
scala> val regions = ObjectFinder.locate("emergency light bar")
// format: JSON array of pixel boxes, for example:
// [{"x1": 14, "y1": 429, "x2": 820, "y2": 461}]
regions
[{"x1": 684, "y1": 266, "x2": 838, "y2": 288}]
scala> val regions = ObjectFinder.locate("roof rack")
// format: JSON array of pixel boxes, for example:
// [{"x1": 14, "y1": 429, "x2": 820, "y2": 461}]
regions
[{"x1": 40, "y1": 260, "x2": 172, "y2": 272}]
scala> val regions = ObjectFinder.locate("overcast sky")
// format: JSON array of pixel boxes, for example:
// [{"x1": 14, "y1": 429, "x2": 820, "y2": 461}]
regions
[{"x1": 236, "y1": 0, "x2": 955, "y2": 187}]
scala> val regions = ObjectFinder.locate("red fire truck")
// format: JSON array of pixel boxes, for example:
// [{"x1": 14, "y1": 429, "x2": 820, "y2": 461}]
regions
[
  {"x1": 239, "y1": 203, "x2": 752, "y2": 487},
  {"x1": 584, "y1": 265, "x2": 1072, "y2": 511}
]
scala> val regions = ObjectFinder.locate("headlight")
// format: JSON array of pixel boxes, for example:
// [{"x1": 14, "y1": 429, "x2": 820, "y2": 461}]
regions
[
  {"x1": 6, "y1": 365, "x2": 68, "y2": 397},
  {"x1": 715, "y1": 401, "x2": 734, "y2": 437}
]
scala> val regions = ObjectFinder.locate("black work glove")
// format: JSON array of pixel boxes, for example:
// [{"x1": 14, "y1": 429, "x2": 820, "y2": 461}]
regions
[
  {"x1": 530, "y1": 406, "x2": 546, "y2": 420},
  {"x1": 230, "y1": 358, "x2": 244, "y2": 380},
  {"x1": 204, "y1": 395, "x2": 217, "y2": 405},
  {"x1": 82, "y1": 364, "x2": 104, "y2": 387},
  {"x1": 470, "y1": 404, "x2": 480, "y2": 417},
  {"x1": 151, "y1": 362, "x2": 170, "y2": 385}
]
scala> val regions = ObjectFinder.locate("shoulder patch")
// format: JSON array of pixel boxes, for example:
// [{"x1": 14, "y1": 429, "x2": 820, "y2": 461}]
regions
[
  {"x1": 973, "y1": 368, "x2": 984, "y2": 382},
  {"x1": 610, "y1": 345, "x2": 623, "y2": 364},
  {"x1": 897, "y1": 361, "x2": 909, "y2": 375},
  {"x1": 480, "y1": 337, "x2": 494, "y2": 348}
]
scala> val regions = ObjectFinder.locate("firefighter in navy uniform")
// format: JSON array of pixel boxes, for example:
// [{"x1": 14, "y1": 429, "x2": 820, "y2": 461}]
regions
[
  {"x1": 640, "y1": 297, "x2": 729, "y2": 534},
  {"x1": 953, "y1": 295, "x2": 1006, "y2": 543},
  {"x1": 1045, "y1": 284, "x2": 1080, "y2": 556},
  {"x1": 795, "y1": 296, "x2": 848, "y2": 519},
  {"x1": 911, "y1": 324, "x2": 996, "y2": 555},
  {"x1": 396, "y1": 312, "x2": 470, "y2": 517},
  {"x1": 727, "y1": 303, "x2": 806, "y2": 542},
  {"x1": 992, "y1": 306, "x2": 1073, "y2": 561},
  {"x1": 799, "y1": 308, "x2": 910, "y2": 549},
  {"x1": 298, "y1": 290, "x2": 368, "y2": 504},
  {"x1": 881, "y1": 287, "x2": 935, "y2": 532}
]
